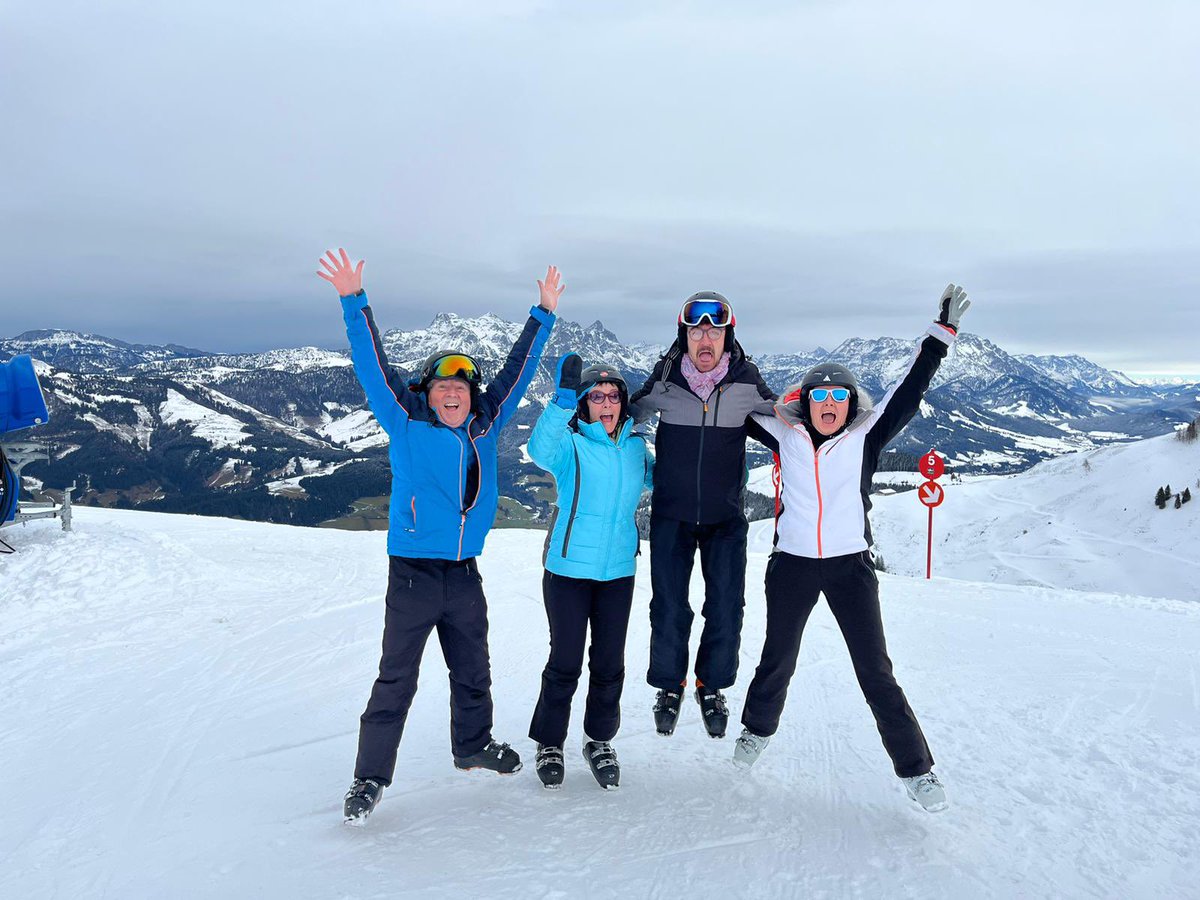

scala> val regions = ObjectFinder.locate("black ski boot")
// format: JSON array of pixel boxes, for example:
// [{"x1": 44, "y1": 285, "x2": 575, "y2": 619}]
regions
[
  {"x1": 453, "y1": 739, "x2": 523, "y2": 774},
  {"x1": 582, "y1": 741, "x2": 620, "y2": 790},
  {"x1": 343, "y1": 778, "x2": 384, "y2": 826},
  {"x1": 653, "y1": 688, "x2": 684, "y2": 736},
  {"x1": 535, "y1": 744, "x2": 565, "y2": 790},
  {"x1": 695, "y1": 684, "x2": 729, "y2": 738}
]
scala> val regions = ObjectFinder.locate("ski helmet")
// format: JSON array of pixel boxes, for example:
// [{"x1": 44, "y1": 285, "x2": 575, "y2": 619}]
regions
[
  {"x1": 677, "y1": 291, "x2": 736, "y2": 351},
  {"x1": 412, "y1": 350, "x2": 483, "y2": 394},
  {"x1": 792, "y1": 362, "x2": 860, "y2": 423},
  {"x1": 576, "y1": 362, "x2": 629, "y2": 425}
]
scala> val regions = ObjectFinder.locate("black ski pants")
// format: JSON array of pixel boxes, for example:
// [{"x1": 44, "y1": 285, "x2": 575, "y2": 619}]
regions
[
  {"x1": 646, "y1": 513, "x2": 748, "y2": 692},
  {"x1": 355, "y1": 555, "x2": 494, "y2": 785},
  {"x1": 529, "y1": 571, "x2": 635, "y2": 747},
  {"x1": 741, "y1": 550, "x2": 935, "y2": 778}
]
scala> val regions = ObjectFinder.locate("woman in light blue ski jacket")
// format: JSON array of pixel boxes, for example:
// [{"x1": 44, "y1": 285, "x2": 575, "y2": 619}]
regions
[{"x1": 526, "y1": 355, "x2": 653, "y2": 790}]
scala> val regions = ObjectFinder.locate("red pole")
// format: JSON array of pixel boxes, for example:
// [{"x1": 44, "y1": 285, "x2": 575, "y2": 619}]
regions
[{"x1": 926, "y1": 506, "x2": 933, "y2": 579}]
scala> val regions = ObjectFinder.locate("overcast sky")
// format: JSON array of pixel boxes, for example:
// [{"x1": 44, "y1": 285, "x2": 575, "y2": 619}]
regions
[{"x1": 2, "y1": 0, "x2": 1197, "y2": 374}]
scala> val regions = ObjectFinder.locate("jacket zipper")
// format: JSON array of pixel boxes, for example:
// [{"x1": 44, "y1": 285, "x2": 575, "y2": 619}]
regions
[
  {"x1": 603, "y1": 438, "x2": 622, "y2": 575},
  {"x1": 560, "y1": 442, "x2": 582, "y2": 558},
  {"x1": 454, "y1": 430, "x2": 467, "y2": 561},
  {"x1": 695, "y1": 398, "x2": 709, "y2": 524},
  {"x1": 693, "y1": 385, "x2": 726, "y2": 525},
  {"x1": 813, "y1": 446, "x2": 825, "y2": 558},
  {"x1": 456, "y1": 417, "x2": 481, "y2": 561}
]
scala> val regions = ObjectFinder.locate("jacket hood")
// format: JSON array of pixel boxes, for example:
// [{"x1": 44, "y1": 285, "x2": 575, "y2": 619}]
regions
[{"x1": 774, "y1": 380, "x2": 875, "y2": 434}]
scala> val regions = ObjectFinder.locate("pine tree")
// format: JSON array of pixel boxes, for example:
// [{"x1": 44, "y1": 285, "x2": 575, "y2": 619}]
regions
[
  {"x1": 1155, "y1": 486, "x2": 1167, "y2": 508},
  {"x1": 1175, "y1": 494, "x2": 1182, "y2": 509},
  {"x1": 1184, "y1": 488, "x2": 1192, "y2": 504}
]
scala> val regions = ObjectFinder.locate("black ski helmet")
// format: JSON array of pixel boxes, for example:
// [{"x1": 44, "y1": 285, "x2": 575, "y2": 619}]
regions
[
  {"x1": 677, "y1": 291, "x2": 736, "y2": 352},
  {"x1": 795, "y1": 362, "x2": 860, "y2": 423},
  {"x1": 576, "y1": 362, "x2": 629, "y2": 426},
  {"x1": 411, "y1": 349, "x2": 483, "y2": 396}
]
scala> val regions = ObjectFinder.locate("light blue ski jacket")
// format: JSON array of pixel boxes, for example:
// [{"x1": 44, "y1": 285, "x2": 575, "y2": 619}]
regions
[{"x1": 529, "y1": 402, "x2": 653, "y2": 581}]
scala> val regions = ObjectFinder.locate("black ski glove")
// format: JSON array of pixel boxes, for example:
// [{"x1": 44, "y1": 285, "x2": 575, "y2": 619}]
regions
[{"x1": 554, "y1": 353, "x2": 583, "y2": 409}]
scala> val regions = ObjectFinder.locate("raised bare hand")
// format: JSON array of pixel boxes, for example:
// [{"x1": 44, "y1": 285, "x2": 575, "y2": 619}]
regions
[
  {"x1": 316, "y1": 248, "x2": 365, "y2": 297},
  {"x1": 537, "y1": 265, "x2": 564, "y2": 313}
]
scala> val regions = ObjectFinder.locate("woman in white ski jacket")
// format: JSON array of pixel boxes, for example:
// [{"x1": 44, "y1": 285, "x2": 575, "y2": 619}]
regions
[{"x1": 735, "y1": 284, "x2": 973, "y2": 814}]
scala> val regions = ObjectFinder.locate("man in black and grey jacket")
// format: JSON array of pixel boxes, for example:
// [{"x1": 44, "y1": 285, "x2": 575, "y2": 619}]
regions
[{"x1": 629, "y1": 292, "x2": 776, "y2": 738}]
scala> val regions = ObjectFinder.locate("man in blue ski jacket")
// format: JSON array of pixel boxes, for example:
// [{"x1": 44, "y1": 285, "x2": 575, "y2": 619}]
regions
[{"x1": 317, "y1": 248, "x2": 562, "y2": 825}]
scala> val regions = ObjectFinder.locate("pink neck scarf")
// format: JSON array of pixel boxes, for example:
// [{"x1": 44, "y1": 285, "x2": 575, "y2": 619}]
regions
[{"x1": 680, "y1": 352, "x2": 731, "y2": 402}]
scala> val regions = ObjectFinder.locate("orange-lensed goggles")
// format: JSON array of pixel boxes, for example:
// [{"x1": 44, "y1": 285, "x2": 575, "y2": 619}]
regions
[{"x1": 429, "y1": 353, "x2": 482, "y2": 384}]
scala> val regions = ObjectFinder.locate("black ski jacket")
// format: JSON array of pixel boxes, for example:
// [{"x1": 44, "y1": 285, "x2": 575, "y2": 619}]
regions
[{"x1": 630, "y1": 341, "x2": 775, "y2": 524}]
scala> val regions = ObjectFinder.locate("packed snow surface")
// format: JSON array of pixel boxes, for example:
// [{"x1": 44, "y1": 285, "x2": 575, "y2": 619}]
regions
[
  {"x1": 870, "y1": 433, "x2": 1200, "y2": 602},
  {"x1": 1, "y1": 509, "x2": 1196, "y2": 898}
]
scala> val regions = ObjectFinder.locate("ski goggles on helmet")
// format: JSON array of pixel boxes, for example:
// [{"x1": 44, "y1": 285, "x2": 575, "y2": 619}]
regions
[
  {"x1": 427, "y1": 353, "x2": 482, "y2": 384},
  {"x1": 679, "y1": 297, "x2": 734, "y2": 328},
  {"x1": 808, "y1": 387, "x2": 851, "y2": 403}
]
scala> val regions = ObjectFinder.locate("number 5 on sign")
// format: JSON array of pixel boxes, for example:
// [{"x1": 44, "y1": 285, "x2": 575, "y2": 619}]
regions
[{"x1": 920, "y1": 450, "x2": 945, "y2": 480}]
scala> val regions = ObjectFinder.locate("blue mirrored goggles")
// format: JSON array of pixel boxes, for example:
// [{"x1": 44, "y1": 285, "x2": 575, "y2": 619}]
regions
[
  {"x1": 808, "y1": 387, "x2": 850, "y2": 403},
  {"x1": 680, "y1": 299, "x2": 733, "y2": 328}
]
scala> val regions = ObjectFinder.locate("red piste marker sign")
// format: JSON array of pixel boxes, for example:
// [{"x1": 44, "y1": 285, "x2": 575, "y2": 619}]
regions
[
  {"x1": 918, "y1": 481, "x2": 944, "y2": 508},
  {"x1": 917, "y1": 449, "x2": 946, "y2": 579},
  {"x1": 919, "y1": 450, "x2": 945, "y2": 480}
]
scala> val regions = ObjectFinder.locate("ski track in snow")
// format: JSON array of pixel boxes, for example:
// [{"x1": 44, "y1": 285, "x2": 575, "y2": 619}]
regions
[{"x1": 1, "y1": 510, "x2": 1197, "y2": 899}]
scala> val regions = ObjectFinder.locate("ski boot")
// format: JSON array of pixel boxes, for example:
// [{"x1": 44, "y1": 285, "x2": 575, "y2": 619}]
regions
[
  {"x1": 582, "y1": 740, "x2": 620, "y2": 790},
  {"x1": 453, "y1": 740, "x2": 523, "y2": 774},
  {"x1": 343, "y1": 778, "x2": 384, "y2": 826},
  {"x1": 535, "y1": 744, "x2": 565, "y2": 790},
  {"x1": 732, "y1": 728, "x2": 771, "y2": 770},
  {"x1": 694, "y1": 683, "x2": 729, "y2": 738},
  {"x1": 902, "y1": 771, "x2": 948, "y2": 813},
  {"x1": 653, "y1": 687, "x2": 684, "y2": 736}
]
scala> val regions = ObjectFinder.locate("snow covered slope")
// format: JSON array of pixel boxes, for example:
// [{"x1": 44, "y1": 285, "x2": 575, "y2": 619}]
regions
[
  {"x1": 868, "y1": 433, "x2": 1200, "y2": 601},
  {"x1": 1, "y1": 511, "x2": 1196, "y2": 898}
]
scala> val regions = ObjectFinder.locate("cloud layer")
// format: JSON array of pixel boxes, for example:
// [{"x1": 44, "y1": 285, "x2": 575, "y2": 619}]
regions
[{"x1": 2, "y1": 1, "x2": 1196, "y2": 371}]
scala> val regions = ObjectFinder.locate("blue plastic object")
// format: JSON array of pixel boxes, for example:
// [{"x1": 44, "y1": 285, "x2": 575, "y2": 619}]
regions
[
  {"x1": 1, "y1": 450, "x2": 16, "y2": 522},
  {"x1": 0, "y1": 355, "x2": 49, "y2": 434}
]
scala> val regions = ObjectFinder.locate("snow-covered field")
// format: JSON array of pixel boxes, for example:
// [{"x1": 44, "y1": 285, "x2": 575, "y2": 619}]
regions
[
  {"x1": 869, "y1": 433, "x2": 1200, "y2": 602},
  {"x1": 1, "y1": 507, "x2": 1197, "y2": 898}
]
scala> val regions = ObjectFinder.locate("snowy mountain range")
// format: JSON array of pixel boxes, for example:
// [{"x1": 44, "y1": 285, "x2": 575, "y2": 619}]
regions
[{"x1": 3, "y1": 317, "x2": 1197, "y2": 529}]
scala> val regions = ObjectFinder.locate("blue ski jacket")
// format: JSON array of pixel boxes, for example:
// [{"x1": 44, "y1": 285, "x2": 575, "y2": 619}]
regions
[
  {"x1": 341, "y1": 291, "x2": 555, "y2": 560},
  {"x1": 529, "y1": 402, "x2": 654, "y2": 581}
]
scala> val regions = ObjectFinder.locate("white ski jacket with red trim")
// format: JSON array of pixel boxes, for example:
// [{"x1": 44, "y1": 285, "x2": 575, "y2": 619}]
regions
[{"x1": 747, "y1": 322, "x2": 956, "y2": 559}]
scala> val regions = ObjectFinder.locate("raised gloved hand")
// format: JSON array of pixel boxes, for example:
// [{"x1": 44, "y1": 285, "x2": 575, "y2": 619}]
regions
[
  {"x1": 554, "y1": 353, "x2": 583, "y2": 409},
  {"x1": 937, "y1": 283, "x2": 971, "y2": 331}
]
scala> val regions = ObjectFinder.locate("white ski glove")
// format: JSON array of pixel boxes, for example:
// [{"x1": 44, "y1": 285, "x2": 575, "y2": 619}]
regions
[{"x1": 937, "y1": 284, "x2": 970, "y2": 331}]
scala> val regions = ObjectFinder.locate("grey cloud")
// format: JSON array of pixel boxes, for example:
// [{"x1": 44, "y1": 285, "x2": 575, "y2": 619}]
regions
[{"x1": 1, "y1": 0, "x2": 1196, "y2": 372}]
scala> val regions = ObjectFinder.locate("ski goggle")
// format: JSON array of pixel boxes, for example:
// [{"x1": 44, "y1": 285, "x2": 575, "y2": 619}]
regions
[
  {"x1": 679, "y1": 298, "x2": 734, "y2": 328},
  {"x1": 808, "y1": 387, "x2": 851, "y2": 403},
  {"x1": 585, "y1": 389, "x2": 622, "y2": 405},
  {"x1": 428, "y1": 353, "x2": 482, "y2": 384}
]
